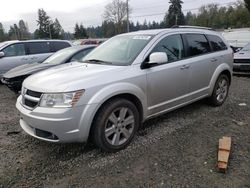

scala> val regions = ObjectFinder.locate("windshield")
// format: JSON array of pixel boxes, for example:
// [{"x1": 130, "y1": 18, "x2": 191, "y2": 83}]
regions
[
  {"x1": 43, "y1": 47, "x2": 76, "y2": 64},
  {"x1": 83, "y1": 34, "x2": 152, "y2": 65},
  {"x1": 241, "y1": 43, "x2": 250, "y2": 51}
]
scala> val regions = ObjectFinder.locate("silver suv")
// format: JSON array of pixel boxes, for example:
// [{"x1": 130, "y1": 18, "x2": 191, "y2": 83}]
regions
[
  {"x1": 16, "y1": 28, "x2": 233, "y2": 152},
  {"x1": 0, "y1": 40, "x2": 72, "y2": 79}
]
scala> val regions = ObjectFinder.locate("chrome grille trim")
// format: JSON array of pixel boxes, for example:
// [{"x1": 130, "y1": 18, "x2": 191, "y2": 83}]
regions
[{"x1": 21, "y1": 88, "x2": 42, "y2": 110}]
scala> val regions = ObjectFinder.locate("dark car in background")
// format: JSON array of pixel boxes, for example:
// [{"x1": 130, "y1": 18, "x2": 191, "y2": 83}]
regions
[
  {"x1": 233, "y1": 43, "x2": 250, "y2": 74},
  {"x1": 0, "y1": 40, "x2": 72, "y2": 79},
  {"x1": 1, "y1": 45, "x2": 96, "y2": 93}
]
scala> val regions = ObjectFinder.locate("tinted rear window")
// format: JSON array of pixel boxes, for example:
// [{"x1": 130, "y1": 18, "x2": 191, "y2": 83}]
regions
[
  {"x1": 50, "y1": 41, "x2": 71, "y2": 52},
  {"x1": 186, "y1": 34, "x2": 211, "y2": 57},
  {"x1": 207, "y1": 35, "x2": 227, "y2": 51},
  {"x1": 28, "y1": 42, "x2": 50, "y2": 54}
]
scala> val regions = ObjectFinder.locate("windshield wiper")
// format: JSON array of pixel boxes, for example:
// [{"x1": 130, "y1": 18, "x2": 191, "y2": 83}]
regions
[{"x1": 85, "y1": 59, "x2": 113, "y2": 65}]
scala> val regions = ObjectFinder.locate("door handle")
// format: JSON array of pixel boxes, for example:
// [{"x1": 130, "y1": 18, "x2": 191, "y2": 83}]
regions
[
  {"x1": 180, "y1": 65, "x2": 190, "y2": 70},
  {"x1": 30, "y1": 57, "x2": 38, "y2": 60},
  {"x1": 211, "y1": 58, "x2": 218, "y2": 62},
  {"x1": 21, "y1": 58, "x2": 28, "y2": 61}
]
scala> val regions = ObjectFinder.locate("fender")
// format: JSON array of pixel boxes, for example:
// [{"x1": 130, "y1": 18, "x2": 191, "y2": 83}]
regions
[
  {"x1": 208, "y1": 63, "x2": 232, "y2": 96},
  {"x1": 77, "y1": 82, "x2": 147, "y2": 142}
]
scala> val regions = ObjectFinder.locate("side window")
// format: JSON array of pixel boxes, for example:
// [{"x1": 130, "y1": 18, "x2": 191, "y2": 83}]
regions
[
  {"x1": 28, "y1": 42, "x2": 50, "y2": 54},
  {"x1": 186, "y1": 34, "x2": 211, "y2": 57},
  {"x1": 152, "y1": 34, "x2": 184, "y2": 62},
  {"x1": 207, "y1": 35, "x2": 227, "y2": 52},
  {"x1": 51, "y1": 42, "x2": 71, "y2": 52},
  {"x1": 70, "y1": 48, "x2": 93, "y2": 61},
  {"x1": 2, "y1": 43, "x2": 26, "y2": 57}
]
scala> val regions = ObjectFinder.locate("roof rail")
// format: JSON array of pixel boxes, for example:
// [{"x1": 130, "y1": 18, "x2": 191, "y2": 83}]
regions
[{"x1": 171, "y1": 25, "x2": 214, "y2": 31}]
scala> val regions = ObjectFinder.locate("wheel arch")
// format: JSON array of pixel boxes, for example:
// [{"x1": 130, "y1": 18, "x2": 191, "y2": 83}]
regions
[
  {"x1": 209, "y1": 64, "x2": 232, "y2": 96},
  {"x1": 78, "y1": 83, "x2": 147, "y2": 142}
]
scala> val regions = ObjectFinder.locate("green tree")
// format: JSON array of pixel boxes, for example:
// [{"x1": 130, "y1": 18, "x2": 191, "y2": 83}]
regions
[
  {"x1": 19, "y1": 20, "x2": 30, "y2": 39},
  {"x1": 74, "y1": 23, "x2": 88, "y2": 39},
  {"x1": 0, "y1": 23, "x2": 5, "y2": 42},
  {"x1": 165, "y1": 0, "x2": 185, "y2": 27},
  {"x1": 8, "y1": 24, "x2": 20, "y2": 40},
  {"x1": 36, "y1": 9, "x2": 51, "y2": 38},
  {"x1": 185, "y1": 11, "x2": 196, "y2": 25},
  {"x1": 244, "y1": 0, "x2": 250, "y2": 12},
  {"x1": 102, "y1": 21, "x2": 116, "y2": 38},
  {"x1": 53, "y1": 18, "x2": 64, "y2": 39}
]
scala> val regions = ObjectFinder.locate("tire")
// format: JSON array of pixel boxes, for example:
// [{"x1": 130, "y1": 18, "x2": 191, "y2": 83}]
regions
[
  {"x1": 92, "y1": 98, "x2": 140, "y2": 152},
  {"x1": 208, "y1": 74, "x2": 229, "y2": 106}
]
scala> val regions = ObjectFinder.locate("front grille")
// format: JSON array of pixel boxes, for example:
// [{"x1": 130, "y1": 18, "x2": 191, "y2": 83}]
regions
[
  {"x1": 24, "y1": 99, "x2": 38, "y2": 108},
  {"x1": 26, "y1": 90, "x2": 42, "y2": 98},
  {"x1": 22, "y1": 89, "x2": 42, "y2": 109},
  {"x1": 234, "y1": 59, "x2": 250, "y2": 64}
]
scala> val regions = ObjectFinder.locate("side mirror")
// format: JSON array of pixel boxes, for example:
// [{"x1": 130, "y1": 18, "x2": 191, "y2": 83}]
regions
[
  {"x1": 148, "y1": 52, "x2": 168, "y2": 64},
  {"x1": 0, "y1": 52, "x2": 5, "y2": 58}
]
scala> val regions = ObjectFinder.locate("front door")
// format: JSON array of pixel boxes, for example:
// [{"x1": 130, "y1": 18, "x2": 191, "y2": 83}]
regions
[{"x1": 145, "y1": 34, "x2": 191, "y2": 116}]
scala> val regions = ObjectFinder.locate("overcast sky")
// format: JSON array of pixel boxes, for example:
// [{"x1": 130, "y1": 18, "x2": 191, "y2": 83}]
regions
[{"x1": 0, "y1": 0, "x2": 237, "y2": 32}]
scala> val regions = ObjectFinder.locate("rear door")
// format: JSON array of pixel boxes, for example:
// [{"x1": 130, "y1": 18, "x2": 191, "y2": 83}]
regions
[
  {"x1": 183, "y1": 33, "x2": 213, "y2": 98},
  {"x1": 26, "y1": 42, "x2": 52, "y2": 63},
  {"x1": 206, "y1": 34, "x2": 229, "y2": 73},
  {"x1": 0, "y1": 43, "x2": 27, "y2": 77}
]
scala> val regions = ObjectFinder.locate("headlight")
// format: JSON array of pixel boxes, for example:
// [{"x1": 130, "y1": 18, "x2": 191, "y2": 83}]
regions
[{"x1": 39, "y1": 90, "x2": 84, "y2": 108}]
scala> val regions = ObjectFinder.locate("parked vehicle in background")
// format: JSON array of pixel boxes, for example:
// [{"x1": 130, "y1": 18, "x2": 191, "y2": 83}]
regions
[
  {"x1": 0, "y1": 40, "x2": 72, "y2": 79},
  {"x1": 233, "y1": 43, "x2": 250, "y2": 74},
  {"x1": 222, "y1": 28, "x2": 250, "y2": 50},
  {"x1": 2, "y1": 45, "x2": 96, "y2": 93},
  {"x1": 16, "y1": 27, "x2": 233, "y2": 152},
  {"x1": 73, "y1": 39, "x2": 107, "y2": 46}
]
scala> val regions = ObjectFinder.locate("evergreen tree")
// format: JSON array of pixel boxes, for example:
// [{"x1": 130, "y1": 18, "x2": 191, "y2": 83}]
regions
[
  {"x1": 79, "y1": 24, "x2": 88, "y2": 38},
  {"x1": 19, "y1": 20, "x2": 29, "y2": 39},
  {"x1": 36, "y1": 9, "x2": 51, "y2": 38},
  {"x1": 165, "y1": 0, "x2": 185, "y2": 27},
  {"x1": 0, "y1": 23, "x2": 5, "y2": 42},
  {"x1": 74, "y1": 23, "x2": 88, "y2": 39},
  {"x1": 74, "y1": 23, "x2": 80, "y2": 39},
  {"x1": 244, "y1": 0, "x2": 250, "y2": 12},
  {"x1": 53, "y1": 18, "x2": 64, "y2": 39}
]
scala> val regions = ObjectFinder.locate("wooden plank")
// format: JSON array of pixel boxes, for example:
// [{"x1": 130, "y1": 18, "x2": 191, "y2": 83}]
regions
[
  {"x1": 217, "y1": 136, "x2": 232, "y2": 172},
  {"x1": 218, "y1": 150, "x2": 230, "y2": 162},
  {"x1": 219, "y1": 137, "x2": 231, "y2": 151}
]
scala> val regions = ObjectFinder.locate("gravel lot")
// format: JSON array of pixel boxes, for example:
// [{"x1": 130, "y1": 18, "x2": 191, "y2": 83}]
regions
[{"x1": 0, "y1": 76, "x2": 250, "y2": 188}]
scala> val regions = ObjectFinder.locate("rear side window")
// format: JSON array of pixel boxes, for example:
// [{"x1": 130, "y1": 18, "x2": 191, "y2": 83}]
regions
[
  {"x1": 207, "y1": 35, "x2": 227, "y2": 51},
  {"x1": 51, "y1": 41, "x2": 71, "y2": 52},
  {"x1": 2, "y1": 43, "x2": 26, "y2": 57},
  {"x1": 185, "y1": 34, "x2": 211, "y2": 57},
  {"x1": 152, "y1": 34, "x2": 184, "y2": 62},
  {"x1": 27, "y1": 42, "x2": 50, "y2": 54}
]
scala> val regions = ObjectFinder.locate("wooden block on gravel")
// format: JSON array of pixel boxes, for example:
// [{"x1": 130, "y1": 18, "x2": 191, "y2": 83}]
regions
[{"x1": 218, "y1": 136, "x2": 231, "y2": 172}]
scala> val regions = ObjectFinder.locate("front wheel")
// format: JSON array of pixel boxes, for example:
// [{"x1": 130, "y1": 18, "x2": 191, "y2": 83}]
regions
[
  {"x1": 208, "y1": 74, "x2": 229, "y2": 106},
  {"x1": 92, "y1": 98, "x2": 140, "y2": 152}
]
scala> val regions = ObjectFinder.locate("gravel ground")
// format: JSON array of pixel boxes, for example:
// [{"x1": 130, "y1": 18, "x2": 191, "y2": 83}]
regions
[{"x1": 0, "y1": 76, "x2": 250, "y2": 188}]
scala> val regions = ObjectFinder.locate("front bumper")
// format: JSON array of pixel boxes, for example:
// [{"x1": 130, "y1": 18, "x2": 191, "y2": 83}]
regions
[
  {"x1": 16, "y1": 96, "x2": 97, "y2": 143},
  {"x1": 233, "y1": 60, "x2": 250, "y2": 72}
]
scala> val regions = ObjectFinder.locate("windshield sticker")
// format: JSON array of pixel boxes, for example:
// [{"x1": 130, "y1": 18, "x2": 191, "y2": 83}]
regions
[{"x1": 133, "y1": 36, "x2": 151, "y2": 40}]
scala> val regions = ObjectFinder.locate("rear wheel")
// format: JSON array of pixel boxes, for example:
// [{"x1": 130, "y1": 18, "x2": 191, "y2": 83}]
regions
[
  {"x1": 208, "y1": 74, "x2": 229, "y2": 106},
  {"x1": 92, "y1": 98, "x2": 140, "y2": 152}
]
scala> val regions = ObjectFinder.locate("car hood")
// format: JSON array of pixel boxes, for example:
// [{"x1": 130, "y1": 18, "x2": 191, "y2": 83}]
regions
[
  {"x1": 4, "y1": 62, "x2": 56, "y2": 78},
  {"x1": 234, "y1": 51, "x2": 250, "y2": 59},
  {"x1": 23, "y1": 62, "x2": 127, "y2": 92}
]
